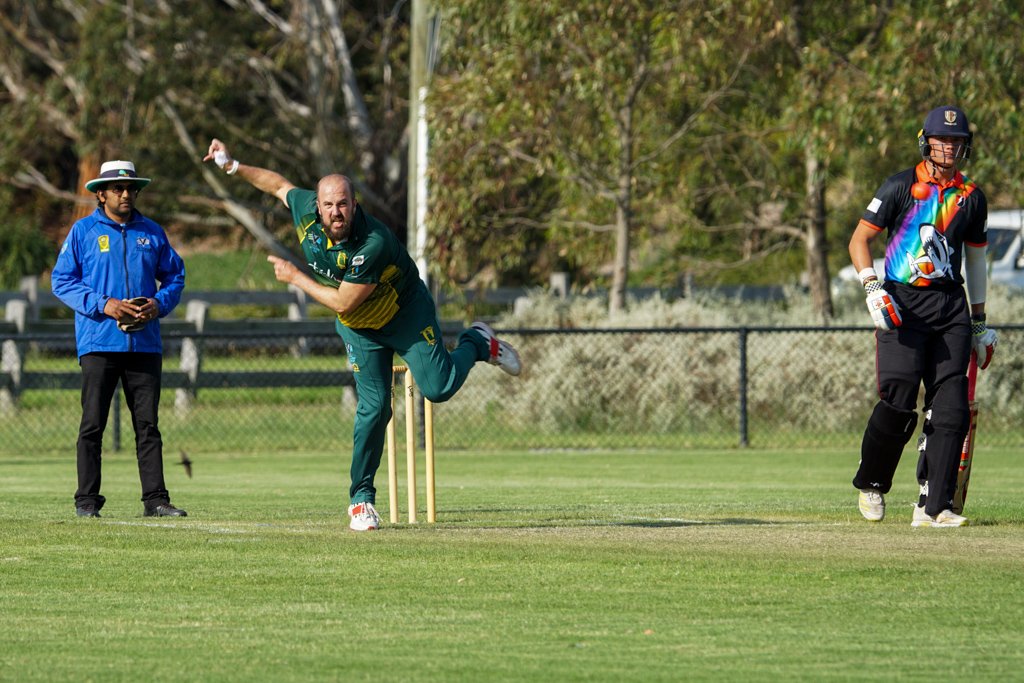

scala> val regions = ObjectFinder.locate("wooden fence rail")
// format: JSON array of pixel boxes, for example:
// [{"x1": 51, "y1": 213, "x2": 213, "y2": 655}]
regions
[{"x1": 0, "y1": 319, "x2": 470, "y2": 415}]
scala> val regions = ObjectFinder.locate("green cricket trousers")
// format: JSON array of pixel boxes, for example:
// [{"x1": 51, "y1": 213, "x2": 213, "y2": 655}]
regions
[{"x1": 336, "y1": 284, "x2": 490, "y2": 504}]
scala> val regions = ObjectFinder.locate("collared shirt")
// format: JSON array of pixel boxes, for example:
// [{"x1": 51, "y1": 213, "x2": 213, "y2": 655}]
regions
[
  {"x1": 858, "y1": 161, "x2": 988, "y2": 287},
  {"x1": 286, "y1": 188, "x2": 419, "y2": 329}
]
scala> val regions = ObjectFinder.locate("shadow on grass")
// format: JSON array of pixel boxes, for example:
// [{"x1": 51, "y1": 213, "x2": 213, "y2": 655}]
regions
[
  {"x1": 619, "y1": 517, "x2": 778, "y2": 528},
  {"x1": 429, "y1": 511, "x2": 789, "y2": 529}
]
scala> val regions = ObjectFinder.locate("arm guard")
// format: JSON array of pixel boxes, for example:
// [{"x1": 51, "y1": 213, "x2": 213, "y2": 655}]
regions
[{"x1": 964, "y1": 244, "x2": 987, "y2": 305}]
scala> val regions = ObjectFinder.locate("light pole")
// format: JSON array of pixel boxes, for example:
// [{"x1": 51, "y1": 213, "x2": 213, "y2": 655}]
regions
[{"x1": 408, "y1": 0, "x2": 440, "y2": 289}]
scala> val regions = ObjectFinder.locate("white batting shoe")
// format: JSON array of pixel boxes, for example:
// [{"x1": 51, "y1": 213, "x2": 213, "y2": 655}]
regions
[
  {"x1": 911, "y1": 505, "x2": 968, "y2": 528},
  {"x1": 858, "y1": 489, "x2": 885, "y2": 522},
  {"x1": 470, "y1": 321, "x2": 522, "y2": 376},
  {"x1": 348, "y1": 502, "x2": 381, "y2": 531}
]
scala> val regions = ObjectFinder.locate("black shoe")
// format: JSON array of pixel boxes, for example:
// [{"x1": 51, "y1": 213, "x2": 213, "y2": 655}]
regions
[
  {"x1": 76, "y1": 504, "x2": 101, "y2": 518},
  {"x1": 144, "y1": 503, "x2": 187, "y2": 517}
]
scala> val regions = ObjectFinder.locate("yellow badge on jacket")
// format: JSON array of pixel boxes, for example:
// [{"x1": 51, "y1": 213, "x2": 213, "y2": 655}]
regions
[
  {"x1": 98, "y1": 235, "x2": 110, "y2": 253},
  {"x1": 421, "y1": 326, "x2": 436, "y2": 346}
]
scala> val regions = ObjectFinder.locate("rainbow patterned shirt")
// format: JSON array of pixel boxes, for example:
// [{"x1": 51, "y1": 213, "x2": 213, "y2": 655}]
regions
[{"x1": 859, "y1": 162, "x2": 988, "y2": 287}]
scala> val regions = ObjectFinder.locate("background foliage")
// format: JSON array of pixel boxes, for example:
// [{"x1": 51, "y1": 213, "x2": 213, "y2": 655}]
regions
[
  {"x1": 428, "y1": 0, "x2": 1024, "y2": 317},
  {"x1": 1, "y1": 0, "x2": 1022, "y2": 319}
]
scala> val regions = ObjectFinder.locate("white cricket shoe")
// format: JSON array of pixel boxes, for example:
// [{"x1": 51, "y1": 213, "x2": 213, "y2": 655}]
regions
[
  {"x1": 348, "y1": 502, "x2": 381, "y2": 531},
  {"x1": 858, "y1": 489, "x2": 885, "y2": 522},
  {"x1": 470, "y1": 322, "x2": 522, "y2": 376},
  {"x1": 911, "y1": 505, "x2": 968, "y2": 528}
]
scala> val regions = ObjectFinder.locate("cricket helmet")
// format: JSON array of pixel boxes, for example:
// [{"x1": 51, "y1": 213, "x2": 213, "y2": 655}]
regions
[{"x1": 918, "y1": 105, "x2": 972, "y2": 161}]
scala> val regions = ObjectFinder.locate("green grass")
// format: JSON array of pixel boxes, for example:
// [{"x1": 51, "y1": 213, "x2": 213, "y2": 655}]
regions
[
  {"x1": 2, "y1": 448, "x2": 1023, "y2": 682},
  {"x1": 181, "y1": 248, "x2": 281, "y2": 291}
]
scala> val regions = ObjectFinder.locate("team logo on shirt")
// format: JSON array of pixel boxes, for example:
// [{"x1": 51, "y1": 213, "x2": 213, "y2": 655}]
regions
[
  {"x1": 908, "y1": 223, "x2": 953, "y2": 284},
  {"x1": 336, "y1": 252, "x2": 347, "y2": 269},
  {"x1": 345, "y1": 343, "x2": 359, "y2": 373},
  {"x1": 136, "y1": 237, "x2": 151, "y2": 250},
  {"x1": 98, "y1": 235, "x2": 110, "y2": 253},
  {"x1": 421, "y1": 325, "x2": 437, "y2": 346},
  {"x1": 302, "y1": 228, "x2": 323, "y2": 254}
]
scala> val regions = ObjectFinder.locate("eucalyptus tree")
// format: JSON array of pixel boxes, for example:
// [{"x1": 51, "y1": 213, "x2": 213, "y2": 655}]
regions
[
  {"x1": 765, "y1": 0, "x2": 897, "y2": 322},
  {"x1": 766, "y1": 0, "x2": 1024, "y2": 321},
  {"x1": 431, "y1": 0, "x2": 763, "y2": 313},
  {"x1": 0, "y1": 0, "x2": 410, "y2": 279},
  {"x1": 858, "y1": 0, "x2": 1024, "y2": 207}
]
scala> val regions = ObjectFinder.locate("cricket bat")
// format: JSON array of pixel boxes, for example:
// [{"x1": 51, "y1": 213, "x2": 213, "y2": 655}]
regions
[{"x1": 951, "y1": 352, "x2": 979, "y2": 515}]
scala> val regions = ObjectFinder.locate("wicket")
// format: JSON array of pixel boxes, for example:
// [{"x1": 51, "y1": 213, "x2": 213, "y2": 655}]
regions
[{"x1": 385, "y1": 365, "x2": 436, "y2": 523}]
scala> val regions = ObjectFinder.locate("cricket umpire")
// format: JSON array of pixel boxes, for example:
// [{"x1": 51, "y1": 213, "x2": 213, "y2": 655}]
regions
[
  {"x1": 203, "y1": 139, "x2": 522, "y2": 531},
  {"x1": 848, "y1": 105, "x2": 996, "y2": 528},
  {"x1": 51, "y1": 160, "x2": 188, "y2": 518}
]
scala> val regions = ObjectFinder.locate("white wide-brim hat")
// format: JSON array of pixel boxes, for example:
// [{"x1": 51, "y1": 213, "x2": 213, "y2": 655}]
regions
[{"x1": 84, "y1": 160, "x2": 152, "y2": 192}]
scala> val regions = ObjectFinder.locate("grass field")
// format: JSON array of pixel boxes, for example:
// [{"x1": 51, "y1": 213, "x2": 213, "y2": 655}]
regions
[{"x1": 2, "y1": 447, "x2": 1023, "y2": 682}]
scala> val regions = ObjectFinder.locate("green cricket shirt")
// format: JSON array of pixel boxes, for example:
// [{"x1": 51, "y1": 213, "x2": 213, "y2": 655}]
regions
[{"x1": 287, "y1": 188, "x2": 418, "y2": 330}]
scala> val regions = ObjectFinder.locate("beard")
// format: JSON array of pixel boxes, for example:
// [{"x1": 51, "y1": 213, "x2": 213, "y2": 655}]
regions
[
  {"x1": 105, "y1": 201, "x2": 133, "y2": 220},
  {"x1": 325, "y1": 218, "x2": 349, "y2": 241}
]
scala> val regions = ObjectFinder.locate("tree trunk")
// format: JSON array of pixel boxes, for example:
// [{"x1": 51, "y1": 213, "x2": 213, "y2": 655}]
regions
[
  {"x1": 72, "y1": 153, "x2": 99, "y2": 223},
  {"x1": 804, "y1": 145, "x2": 833, "y2": 322},
  {"x1": 609, "y1": 194, "x2": 630, "y2": 315},
  {"x1": 609, "y1": 100, "x2": 635, "y2": 315}
]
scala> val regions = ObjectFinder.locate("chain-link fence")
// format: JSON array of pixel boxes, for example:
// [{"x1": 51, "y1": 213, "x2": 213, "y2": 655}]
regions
[{"x1": 3, "y1": 325, "x2": 1023, "y2": 455}]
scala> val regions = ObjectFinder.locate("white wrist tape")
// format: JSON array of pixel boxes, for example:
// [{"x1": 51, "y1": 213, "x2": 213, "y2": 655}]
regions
[
  {"x1": 226, "y1": 160, "x2": 239, "y2": 175},
  {"x1": 858, "y1": 267, "x2": 878, "y2": 285}
]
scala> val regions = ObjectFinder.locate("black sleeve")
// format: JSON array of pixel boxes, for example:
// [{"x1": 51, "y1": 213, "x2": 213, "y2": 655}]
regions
[
  {"x1": 967, "y1": 190, "x2": 988, "y2": 246},
  {"x1": 861, "y1": 169, "x2": 914, "y2": 231}
]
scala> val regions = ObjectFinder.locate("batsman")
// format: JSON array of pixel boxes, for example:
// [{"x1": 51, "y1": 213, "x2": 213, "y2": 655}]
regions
[{"x1": 848, "y1": 105, "x2": 996, "y2": 528}]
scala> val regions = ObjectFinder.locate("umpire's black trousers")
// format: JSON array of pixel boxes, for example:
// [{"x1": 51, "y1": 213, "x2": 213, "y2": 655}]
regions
[{"x1": 75, "y1": 352, "x2": 168, "y2": 510}]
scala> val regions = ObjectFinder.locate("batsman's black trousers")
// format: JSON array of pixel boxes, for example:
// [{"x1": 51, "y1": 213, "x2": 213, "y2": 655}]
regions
[
  {"x1": 875, "y1": 283, "x2": 972, "y2": 411},
  {"x1": 75, "y1": 352, "x2": 168, "y2": 510}
]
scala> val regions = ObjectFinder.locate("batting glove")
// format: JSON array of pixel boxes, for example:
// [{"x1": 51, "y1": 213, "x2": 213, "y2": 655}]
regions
[
  {"x1": 864, "y1": 280, "x2": 902, "y2": 330},
  {"x1": 971, "y1": 317, "x2": 997, "y2": 369}
]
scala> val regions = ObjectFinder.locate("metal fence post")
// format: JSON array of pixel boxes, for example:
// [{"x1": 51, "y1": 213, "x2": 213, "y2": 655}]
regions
[{"x1": 738, "y1": 327, "x2": 749, "y2": 447}]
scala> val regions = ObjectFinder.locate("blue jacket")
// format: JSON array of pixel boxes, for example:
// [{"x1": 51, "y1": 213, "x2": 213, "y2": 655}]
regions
[{"x1": 52, "y1": 208, "x2": 186, "y2": 358}]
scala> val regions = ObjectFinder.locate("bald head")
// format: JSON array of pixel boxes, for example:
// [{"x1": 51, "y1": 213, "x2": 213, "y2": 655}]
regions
[{"x1": 317, "y1": 174, "x2": 355, "y2": 198}]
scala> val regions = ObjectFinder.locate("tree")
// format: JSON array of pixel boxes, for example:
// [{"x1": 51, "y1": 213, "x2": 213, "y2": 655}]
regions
[
  {"x1": 859, "y1": 0, "x2": 1024, "y2": 206},
  {"x1": 0, "y1": 0, "x2": 411, "y2": 281},
  {"x1": 768, "y1": 0, "x2": 897, "y2": 321},
  {"x1": 432, "y1": 1, "x2": 761, "y2": 314}
]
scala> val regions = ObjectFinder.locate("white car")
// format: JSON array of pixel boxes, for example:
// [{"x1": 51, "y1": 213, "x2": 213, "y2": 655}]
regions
[
  {"x1": 833, "y1": 209, "x2": 1024, "y2": 291},
  {"x1": 985, "y1": 209, "x2": 1024, "y2": 287}
]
